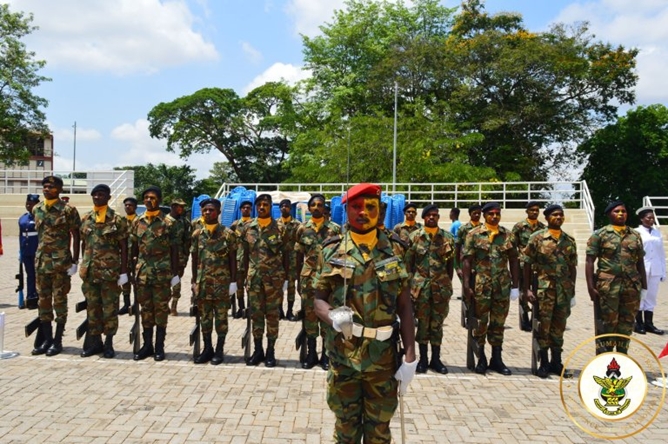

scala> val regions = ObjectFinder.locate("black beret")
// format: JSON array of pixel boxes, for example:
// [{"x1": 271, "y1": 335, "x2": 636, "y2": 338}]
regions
[
  {"x1": 123, "y1": 197, "x2": 138, "y2": 205},
  {"x1": 604, "y1": 200, "x2": 625, "y2": 215},
  {"x1": 255, "y1": 194, "x2": 272, "y2": 204},
  {"x1": 308, "y1": 193, "x2": 326, "y2": 206},
  {"x1": 142, "y1": 186, "x2": 162, "y2": 200},
  {"x1": 421, "y1": 204, "x2": 438, "y2": 219},
  {"x1": 468, "y1": 204, "x2": 482, "y2": 214},
  {"x1": 199, "y1": 198, "x2": 221, "y2": 210},
  {"x1": 403, "y1": 202, "x2": 418, "y2": 212},
  {"x1": 636, "y1": 207, "x2": 654, "y2": 218},
  {"x1": 26, "y1": 194, "x2": 40, "y2": 203},
  {"x1": 239, "y1": 200, "x2": 252, "y2": 208},
  {"x1": 42, "y1": 175, "x2": 63, "y2": 187},
  {"x1": 526, "y1": 201, "x2": 541, "y2": 209},
  {"x1": 91, "y1": 184, "x2": 111, "y2": 195},
  {"x1": 482, "y1": 202, "x2": 501, "y2": 213},
  {"x1": 543, "y1": 204, "x2": 563, "y2": 217},
  {"x1": 279, "y1": 199, "x2": 291, "y2": 207}
]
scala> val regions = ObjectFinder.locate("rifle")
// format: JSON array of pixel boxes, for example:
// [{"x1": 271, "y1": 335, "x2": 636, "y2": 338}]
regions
[
  {"x1": 16, "y1": 251, "x2": 25, "y2": 309},
  {"x1": 460, "y1": 289, "x2": 466, "y2": 329},
  {"x1": 129, "y1": 280, "x2": 141, "y2": 355},
  {"x1": 295, "y1": 309, "x2": 307, "y2": 364},
  {"x1": 464, "y1": 273, "x2": 479, "y2": 371},
  {"x1": 530, "y1": 297, "x2": 541, "y2": 376},
  {"x1": 75, "y1": 299, "x2": 92, "y2": 350},
  {"x1": 25, "y1": 316, "x2": 45, "y2": 349},
  {"x1": 241, "y1": 294, "x2": 251, "y2": 363},
  {"x1": 189, "y1": 287, "x2": 201, "y2": 362}
]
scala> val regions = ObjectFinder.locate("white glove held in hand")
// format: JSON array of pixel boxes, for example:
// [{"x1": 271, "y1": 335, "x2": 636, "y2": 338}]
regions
[
  {"x1": 170, "y1": 275, "x2": 180, "y2": 287},
  {"x1": 117, "y1": 273, "x2": 129, "y2": 287},
  {"x1": 394, "y1": 357, "x2": 419, "y2": 396},
  {"x1": 67, "y1": 264, "x2": 78, "y2": 276},
  {"x1": 229, "y1": 282, "x2": 238, "y2": 296},
  {"x1": 510, "y1": 288, "x2": 520, "y2": 301},
  {"x1": 570, "y1": 296, "x2": 576, "y2": 308},
  {"x1": 641, "y1": 289, "x2": 648, "y2": 302},
  {"x1": 283, "y1": 280, "x2": 289, "y2": 292}
]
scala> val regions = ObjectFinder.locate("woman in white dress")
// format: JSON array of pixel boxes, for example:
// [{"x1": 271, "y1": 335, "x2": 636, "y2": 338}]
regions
[{"x1": 636, "y1": 207, "x2": 665, "y2": 335}]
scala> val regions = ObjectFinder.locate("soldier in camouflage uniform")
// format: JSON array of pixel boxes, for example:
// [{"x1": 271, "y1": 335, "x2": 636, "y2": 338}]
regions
[
  {"x1": 455, "y1": 204, "x2": 482, "y2": 283},
  {"x1": 512, "y1": 201, "x2": 546, "y2": 332},
  {"x1": 523, "y1": 204, "x2": 577, "y2": 378},
  {"x1": 315, "y1": 183, "x2": 417, "y2": 444},
  {"x1": 405, "y1": 204, "x2": 454, "y2": 374},
  {"x1": 32, "y1": 176, "x2": 81, "y2": 357},
  {"x1": 295, "y1": 194, "x2": 341, "y2": 370},
  {"x1": 323, "y1": 204, "x2": 341, "y2": 231},
  {"x1": 79, "y1": 184, "x2": 129, "y2": 358},
  {"x1": 167, "y1": 198, "x2": 191, "y2": 316},
  {"x1": 190, "y1": 198, "x2": 237, "y2": 365},
  {"x1": 393, "y1": 202, "x2": 422, "y2": 245},
  {"x1": 230, "y1": 200, "x2": 253, "y2": 319},
  {"x1": 131, "y1": 186, "x2": 180, "y2": 362},
  {"x1": 119, "y1": 197, "x2": 138, "y2": 315},
  {"x1": 278, "y1": 199, "x2": 302, "y2": 321},
  {"x1": 240, "y1": 194, "x2": 287, "y2": 367},
  {"x1": 586, "y1": 200, "x2": 647, "y2": 354},
  {"x1": 462, "y1": 202, "x2": 520, "y2": 375}
]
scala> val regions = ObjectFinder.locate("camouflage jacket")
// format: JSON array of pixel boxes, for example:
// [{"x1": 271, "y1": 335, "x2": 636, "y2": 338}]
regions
[
  {"x1": 512, "y1": 219, "x2": 547, "y2": 265},
  {"x1": 405, "y1": 228, "x2": 455, "y2": 295},
  {"x1": 240, "y1": 218, "x2": 286, "y2": 279},
  {"x1": 455, "y1": 221, "x2": 480, "y2": 247},
  {"x1": 315, "y1": 229, "x2": 408, "y2": 372},
  {"x1": 463, "y1": 224, "x2": 516, "y2": 280},
  {"x1": 79, "y1": 207, "x2": 129, "y2": 282},
  {"x1": 586, "y1": 225, "x2": 644, "y2": 278},
  {"x1": 33, "y1": 199, "x2": 81, "y2": 274},
  {"x1": 392, "y1": 221, "x2": 422, "y2": 245},
  {"x1": 231, "y1": 217, "x2": 253, "y2": 270},
  {"x1": 524, "y1": 229, "x2": 577, "y2": 296},
  {"x1": 131, "y1": 212, "x2": 178, "y2": 282},
  {"x1": 191, "y1": 223, "x2": 237, "y2": 292},
  {"x1": 294, "y1": 219, "x2": 341, "y2": 278},
  {"x1": 166, "y1": 214, "x2": 191, "y2": 269},
  {"x1": 277, "y1": 217, "x2": 302, "y2": 269}
]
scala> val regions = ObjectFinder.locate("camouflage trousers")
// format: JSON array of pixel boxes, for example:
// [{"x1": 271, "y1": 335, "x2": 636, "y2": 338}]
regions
[
  {"x1": 137, "y1": 279, "x2": 171, "y2": 329},
  {"x1": 596, "y1": 274, "x2": 640, "y2": 352},
  {"x1": 82, "y1": 279, "x2": 120, "y2": 335},
  {"x1": 300, "y1": 276, "x2": 326, "y2": 339},
  {"x1": 196, "y1": 286, "x2": 230, "y2": 336},
  {"x1": 327, "y1": 361, "x2": 398, "y2": 444},
  {"x1": 473, "y1": 278, "x2": 510, "y2": 347},
  {"x1": 248, "y1": 272, "x2": 282, "y2": 341},
  {"x1": 37, "y1": 272, "x2": 71, "y2": 324},
  {"x1": 415, "y1": 281, "x2": 452, "y2": 346},
  {"x1": 536, "y1": 288, "x2": 571, "y2": 350},
  {"x1": 235, "y1": 267, "x2": 247, "y2": 303},
  {"x1": 170, "y1": 268, "x2": 185, "y2": 301}
]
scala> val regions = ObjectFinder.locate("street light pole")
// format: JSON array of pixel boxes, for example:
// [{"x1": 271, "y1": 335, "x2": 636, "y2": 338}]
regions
[
  {"x1": 392, "y1": 81, "x2": 398, "y2": 193},
  {"x1": 72, "y1": 121, "x2": 77, "y2": 172}
]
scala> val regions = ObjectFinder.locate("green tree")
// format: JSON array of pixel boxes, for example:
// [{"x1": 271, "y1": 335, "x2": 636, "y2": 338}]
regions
[
  {"x1": 115, "y1": 163, "x2": 203, "y2": 209},
  {"x1": 578, "y1": 104, "x2": 668, "y2": 228},
  {"x1": 0, "y1": 4, "x2": 50, "y2": 165}
]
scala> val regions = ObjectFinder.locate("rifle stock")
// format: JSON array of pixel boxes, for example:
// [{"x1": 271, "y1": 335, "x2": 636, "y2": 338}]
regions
[
  {"x1": 129, "y1": 281, "x2": 141, "y2": 355},
  {"x1": 465, "y1": 273, "x2": 479, "y2": 371},
  {"x1": 75, "y1": 299, "x2": 92, "y2": 348},
  {"x1": 25, "y1": 316, "x2": 45, "y2": 348},
  {"x1": 530, "y1": 298, "x2": 540, "y2": 376},
  {"x1": 295, "y1": 309, "x2": 307, "y2": 364},
  {"x1": 189, "y1": 290, "x2": 201, "y2": 362},
  {"x1": 242, "y1": 304, "x2": 251, "y2": 363},
  {"x1": 16, "y1": 252, "x2": 25, "y2": 308}
]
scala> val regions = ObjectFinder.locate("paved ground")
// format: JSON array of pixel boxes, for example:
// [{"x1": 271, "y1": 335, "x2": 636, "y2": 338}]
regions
[{"x1": 1, "y1": 235, "x2": 667, "y2": 443}]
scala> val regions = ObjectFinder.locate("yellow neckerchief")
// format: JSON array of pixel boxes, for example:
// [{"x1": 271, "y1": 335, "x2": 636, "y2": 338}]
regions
[
  {"x1": 145, "y1": 209, "x2": 160, "y2": 222},
  {"x1": 485, "y1": 223, "x2": 500, "y2": 242},
  {"x1": 471, "y1": 220, "x2": 481, "y2": 227},
  {"x1": 548, "y1": 228, "x2": 562, "y2": 239},
  {"x1": 311, "y1": 216, "x2": 324, "y2": 231},
  {"x1": 94, "y1": 205, "x2": 108, "y2": 223},
  {"x1": 126, "y1": 214, "x2": 137, "y2": 222},
  {"x1": 405, "y1": 220, "x2": 416, "y2": 227},
  {"x1": 241, "y1": 216, "x2": 251, "y2": 222},
  {"x1": 350, "y1": 230, "x2": 378, "y2": 261},
  {"x1": 199, "y1": 216, "x2": 205, "y2": 224},
  {"x1": 205, "y1": 222, "x2": 218, "y2": 235},
  {"x1": 281, "y1": 216, "x2": 292, "y2": 224},
  {"x1": 257, "y1": 217, "x2": 272, "y2": 228},
  {"x1": 45, "y1": 198, "x2": 58, "y2": 209},
  {"x1": 612, "y1": 225, "x2": 626, "y2": 235},
  {"x1": 424, "y1": 226, "x2": 438, "y2": 237},
  {"x1": 527, "y1": 218, "x2": 538, "y2": 227}
]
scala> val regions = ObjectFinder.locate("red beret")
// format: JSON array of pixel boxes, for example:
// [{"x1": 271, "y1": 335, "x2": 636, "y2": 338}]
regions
[{"x1": 342, "y1": 183, "x2": 381, "y2": 204}]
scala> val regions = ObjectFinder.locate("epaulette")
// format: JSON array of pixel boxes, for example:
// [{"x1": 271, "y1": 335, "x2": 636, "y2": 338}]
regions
[
  {"x1": 389, "y1": 232, "x2": 409, "y2": 250},
  {"x1": 322, "y1": 235, "x2": 341, "y2": 248}
]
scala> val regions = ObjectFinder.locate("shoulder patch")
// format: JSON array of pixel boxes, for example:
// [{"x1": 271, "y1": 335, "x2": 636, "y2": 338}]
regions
[
  {"x1": 389, "y1": 232, "x2": 409, "y2": 249},
  {"x1": 322, "y1": 235, "x2": 341, "y2": 248}
]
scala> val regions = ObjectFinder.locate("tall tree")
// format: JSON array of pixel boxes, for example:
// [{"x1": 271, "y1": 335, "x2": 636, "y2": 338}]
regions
[
  {"x1": 115, "y1": 163, "x2": 203, "y2": 208},
  {"x1": 578, "y1": 104, "x2": 668, "y2": 228},
  {"x1": 0, "y1": 4, "x2": 50, "y2": 165}
]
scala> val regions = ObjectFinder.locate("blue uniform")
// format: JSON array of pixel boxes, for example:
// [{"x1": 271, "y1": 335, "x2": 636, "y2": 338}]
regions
[{"x1": 18, "y1": 212, "x2": 39, "y2": 300}]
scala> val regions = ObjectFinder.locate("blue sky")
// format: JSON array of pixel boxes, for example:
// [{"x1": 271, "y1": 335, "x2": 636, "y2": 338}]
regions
[{"x1": 7, "y1": 0, "x2": 668, "y2": 179}]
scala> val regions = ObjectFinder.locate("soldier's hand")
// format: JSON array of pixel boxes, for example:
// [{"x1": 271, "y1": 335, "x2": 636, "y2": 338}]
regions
[
  {"x1": 117, "y1": 273, "x2": 129, "y2": 287},
  {"x1": 170, "y1": 275, "x2": 180, "y2": 287},
  {"x1": 191, "y1": 283, "x2": 196, "y2": 294},
  {"x1": 282, "y1": 280, "x2": 289, "y2": 293},
  {"x1": 510, "y1": 288, "x2": 520, "y2": 301},
  {"x1": 67, "y1": 263, "x2": 78, "y2": 276},
  {"x1": 229, "y1": 282, "x2": 238, "y2": 296},
  {"x1": 587, "y1": 287, "x2": 599, "y2": 301},
  {"x1": 456, "y1": 268, "x2": 463, "y2": 280},
  {"x1": 395, "y1": 356, "x2": 418, "y2": 396},
  {"x1": 570, "y1": 296, "x2": 576, "y2": 308},
  {"x1": 526, "y1": 289, "x2": 536, "y2": 303}
]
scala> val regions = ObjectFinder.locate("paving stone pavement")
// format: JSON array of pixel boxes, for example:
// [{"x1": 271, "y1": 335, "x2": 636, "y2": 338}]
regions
[{"x1": 1, "y1": 236, "x2": 667, "y2": 443}]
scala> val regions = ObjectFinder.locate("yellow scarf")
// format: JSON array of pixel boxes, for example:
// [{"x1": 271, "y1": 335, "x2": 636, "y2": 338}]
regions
[
  {"x1": 613, "y1": 225, "x2": 626, "y2": 235},
  {"x1": 350, "y1": 230, "x2": 378, "y2": 261},
  {"x1": 45, "y1": 198, "x2": 58, "y2": 209},
  {"x1": 241, "y1": 216, "x2": 251, "y2": 222},
  {"x1": 311, "y1": 216, "x2": 324, "y2": 231},
  {"x1": 424, "y1": 226, "x2": 438, "y2": 237},
  {"x1": 257, "y1": 217, "x2": 272, "y2": 228},
  {"x1": 486, "y1": 223, "x2": 500, "y2": 242},
  {"x1": 126, "y1": 214, "x2": 137, "y2": 222},
  {"x1": 548, "y1": 228, "x2": 561, "y2": 239},
  {"x1": 527, "y1": 218, "x2": 538, "y2": 227},
  {"x1": 145, "y1": 209, "x2": 160, "y2": 222},
  {"x1": 94, "y1": 205, "x2": 108, "y2": 223},
  {"x1": 405, "y1": 220, "x2": 416, "y2": 226},
  {"x1": 281, "y1": 216, "x2": 292, "y2": 224},
  {"x1": 471, "y1": 221, "x2": 481, "y2": 227},
  {"x1": 205, "y1": 223, "x2": 218, "y2": 235}
]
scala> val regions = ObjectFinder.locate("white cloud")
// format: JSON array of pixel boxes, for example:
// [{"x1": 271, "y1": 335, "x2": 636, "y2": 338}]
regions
[
  {"x1": 240, "y1": 41, "x2": 263, "y2": 64},
  {"x1": 7, "y1": 0, "x2": 219, "y2": 75},
  {"x1": 242, "y1": 62, "x2": 311, "y2": 94}
]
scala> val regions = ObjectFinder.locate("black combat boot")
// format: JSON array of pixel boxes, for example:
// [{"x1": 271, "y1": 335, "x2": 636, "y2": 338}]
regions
[
  {"x1": 320, "y1": 348, "x2": 329, "y2": 371},
  {"x1": 247, "y1": 338, "x2": 265, "y2": 366},
  {"x1": 118, "y1": 293, "x2": 131, "y2": 315},
  {"x1": 154, "y1": 326, "x2": 166, "y2": 361},
  {"x1": 80, "y1": 334, "x2": 104, "y2": 357},
  {"x1": 265, "y1": 339, "x2": 277, "y2": 368},
  {"x1": 134, "y1": 327, "x2": 154, "y2": 360},
  {"x1": 536, "y1": 349, "x2": 550, "y2": 378},
  {"x1": 32, "y1": 321, "x2": 53, "y2": 355},
  {"x1": 195, "y1": 332, "x2": 214, "y2": 364},
  {"x1": 634, "y1": 311, "x2": 646, "y2": 334},
  {"x1": 475, "y1": 344, "x2": 487, "y2": 375},
  {"x1": 46, "y1": 322, "x2": 65, "y2": 356},
  {"x1": 103, "y1": 334, "x2": 115, "y2": 359},
  {"x1": 302, "y1": 337, "x2": 318, "y2": 369},
  {"x1": 416, "y1": 344, "x2": 428, "y2": 374},
  {"x1": 645, "y1": 311, "x2": 665, "y2": 335},
  {"x1": 211, "y1": 336, "x2": 225, "y2": 365},
  {"x1": 286, "y1": 301, "x2": 297, "y2": 321},
  {"x1": 549, "y1": 347, "x2": 563, "y2": 375},
  {"x1": 489, "y1": 346, "x2": 512, "y2": 375},
  {"x1": 521, "y1": 311, "x2": 532, "y2": 332},
  {"x1": 234, "y1": 296, "x2": 245, "y2": 319},
  {"x1": 429, "y1": 345, "x2": 448, "y2": 374},
  {"x1": 279, "y1": 306, "x2": 285, "y2": 320}
]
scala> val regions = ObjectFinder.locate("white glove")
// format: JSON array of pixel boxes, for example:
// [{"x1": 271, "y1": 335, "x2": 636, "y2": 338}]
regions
[
  {"x1": 229, "y1": 282, "x2": 238, "y2": 296},
  {"x1": 394, "y1": 356, "x2": 419, "y2": 396},
  {"x1": 570, "y1": 296, "x2": 576, "y2": 308},
  {"x1": 641, "y1": 289, "x2": 648, "y2": 302},
  {"x1": 67, "y1": 263, "x2": 78, "y2": 276},
  {"x1": 117, "y1": 273, "x2": 129, "y2": 287},
  {"x1": 510, "y1": 288, "x2": 520, "y2": 301},
  {"x1": 283, "y1": 280, "x2": 288, "y2": 292},
  {"x1": 170, "y1": 275, "x2": 180, "y2": 287}
]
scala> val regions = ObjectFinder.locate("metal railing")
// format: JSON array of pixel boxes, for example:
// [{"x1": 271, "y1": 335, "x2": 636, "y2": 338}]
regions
[{"x1": 642, "y1": 196, "x2": 668, "y2": 226}]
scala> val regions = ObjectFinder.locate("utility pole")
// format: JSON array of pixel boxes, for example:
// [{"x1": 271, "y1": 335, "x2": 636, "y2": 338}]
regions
[
  {"x1": 392, "y1": 82, "x2": 398, "y2": 193},
  {"x1": 73, "y1": 121, "x2": 77, "y2": 172}
]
